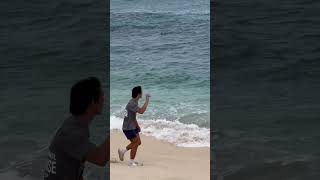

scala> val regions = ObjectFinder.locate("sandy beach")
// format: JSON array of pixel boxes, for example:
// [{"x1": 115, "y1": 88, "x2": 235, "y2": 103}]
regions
[{"x1": 110, "y1": 130, "x2": 210, "y2": 180}]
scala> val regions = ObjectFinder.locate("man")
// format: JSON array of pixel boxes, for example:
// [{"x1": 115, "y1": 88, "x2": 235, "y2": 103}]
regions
[
  {"x1": 118, "y1": 86, "x2": 150, "y2": 166},
  {"x1": 44, "y1": 77, "x2": 109, "y2": 180}
]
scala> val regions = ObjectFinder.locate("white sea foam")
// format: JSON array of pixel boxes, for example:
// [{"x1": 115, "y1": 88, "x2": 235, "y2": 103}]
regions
[{"x1": 110, "y1": 115, "x2": 210, "y2": 147}]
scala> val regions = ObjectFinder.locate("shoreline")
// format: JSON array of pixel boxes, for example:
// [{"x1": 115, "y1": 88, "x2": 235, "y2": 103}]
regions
[{"x1": 110, "y1": 129, "x2": 210, "y2": 180}]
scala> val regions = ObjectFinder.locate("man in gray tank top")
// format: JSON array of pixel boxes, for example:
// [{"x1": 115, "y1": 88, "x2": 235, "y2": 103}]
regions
[
  {"x1": 43, "y1": 77, "x2": 109, "y2": 180},
  {"x1": 118, "y1": 86, "x2": 150, "y2": 166}
]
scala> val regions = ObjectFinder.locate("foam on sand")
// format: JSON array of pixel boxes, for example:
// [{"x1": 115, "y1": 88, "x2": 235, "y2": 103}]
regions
[
  {"x1": 110, "y1": 131, "x2": 210, "y2": 180},
  {"x1": 110, "y1": 115, "x2": 210, "y2": 147}
]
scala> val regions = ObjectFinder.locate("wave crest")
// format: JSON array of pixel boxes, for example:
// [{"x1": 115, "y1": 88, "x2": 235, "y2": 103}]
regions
[{"x1": 110, "y1": 115, "x2": 209, "y2": 147}]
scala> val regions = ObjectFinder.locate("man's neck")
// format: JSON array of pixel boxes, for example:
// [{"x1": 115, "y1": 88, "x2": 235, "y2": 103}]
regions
[{"x1": 74, "y1": 112, "x2": 94, "y2": 126}]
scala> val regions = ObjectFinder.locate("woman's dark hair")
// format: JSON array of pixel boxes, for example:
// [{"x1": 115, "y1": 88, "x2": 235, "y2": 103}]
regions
[
  {"x1": 132, "y1": 86, "x2": 142, "y2": 98},
  {"x1": 69, "y1": 77, "x2": 101, "y2": 115}
]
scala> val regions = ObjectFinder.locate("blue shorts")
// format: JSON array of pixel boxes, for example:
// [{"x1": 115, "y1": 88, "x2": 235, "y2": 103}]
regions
[{"x1": 123, "y1": 128, "x2": 140, "y2": 140}]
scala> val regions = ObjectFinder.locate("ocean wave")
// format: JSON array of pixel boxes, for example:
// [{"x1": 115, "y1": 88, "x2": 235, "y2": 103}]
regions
[
  {"x1": 111, "y1": 15, "x2": 208, "y2": 32},
  {"x1": 111, "y1": 10, "x2": 210, "y2": 16},
  {"x1": 110, "y1": 115, "x2": 210, "y2": 147}
]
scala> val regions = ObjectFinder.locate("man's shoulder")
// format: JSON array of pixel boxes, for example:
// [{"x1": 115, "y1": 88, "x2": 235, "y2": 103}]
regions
[
  {"x1": 128, "y1": 98, "x2": 135, "y2": 103},
  {"x1": 54, "y1": 117, "x2": 89, "y2": 143},
  {"x1": 128, "y1": 99, "x2": 138, "y2": 106}
]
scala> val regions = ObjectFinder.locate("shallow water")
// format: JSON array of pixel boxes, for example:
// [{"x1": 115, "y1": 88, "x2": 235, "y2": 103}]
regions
[{"x1": 110, "y1": 0, "x2": 210, "y2": 147}]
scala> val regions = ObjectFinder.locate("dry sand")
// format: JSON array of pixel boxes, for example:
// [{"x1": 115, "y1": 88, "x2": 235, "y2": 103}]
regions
[{"x1": 110, "y1": 130, "x2": 210, "y2": 180}]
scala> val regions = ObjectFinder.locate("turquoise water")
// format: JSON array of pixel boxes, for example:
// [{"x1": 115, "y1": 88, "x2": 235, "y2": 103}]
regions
[{"x1": 110, "y1": 0, "x2": 210, "y2": 146}]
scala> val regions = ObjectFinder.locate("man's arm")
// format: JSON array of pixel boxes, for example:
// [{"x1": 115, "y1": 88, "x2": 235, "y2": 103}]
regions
[
  {"x1": 86, "y1": 136, "x2": 110, "y2": 166},
  {"x1": 137, "y1": 95, "x2": 150, "y2": 114}
]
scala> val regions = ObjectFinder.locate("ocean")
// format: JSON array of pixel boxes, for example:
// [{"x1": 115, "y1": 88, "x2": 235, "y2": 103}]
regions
[
  {"x1": 0, "y1": 0, "x2": 209, "y2": 179},
  {"x1": 110, "y1": 0, "x2": 210, "y2": 147},
  {"x1": 0, "y1": 0, "x2": 108, "y2": 179},
  {"x1": 213, "y1": 0, "x2": 320, "y2": 179}
]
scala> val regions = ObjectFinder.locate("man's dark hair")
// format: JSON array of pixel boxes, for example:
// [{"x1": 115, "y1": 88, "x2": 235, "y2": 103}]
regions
[
  {"x1": 70, "y1": 77, "x2": 101, "y2": 115},
  {"x1": 132, "y1": 86, "x2": 142, "y2": 98}
]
